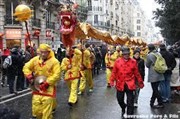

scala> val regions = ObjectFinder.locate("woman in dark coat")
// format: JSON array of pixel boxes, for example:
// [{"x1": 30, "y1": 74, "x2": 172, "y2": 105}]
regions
[{"x1": 133, "y1": 49, "x2": 145, "y2": 107}]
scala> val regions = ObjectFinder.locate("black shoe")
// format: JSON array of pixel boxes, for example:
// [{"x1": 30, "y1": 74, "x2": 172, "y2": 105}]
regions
[
  {"x1": 121, "y1": 105, "x2": 127, "y2": 117},
  {"x1": 68, "y1": 102, "x2": 73, "y2": 107},
  {"x1": 107, "y1": 83, "x2": 111, "y2": 88},
  {"x1": 52, "y1": 109, "x2": 56, "y2": 114},
  {"x1": 121, "y1": 111, "x2": 125, "y2": 118},
  {"x1": 150, "y1": 103, "x2": 154, "y2": 108},
  {"x1": 151, "y1": 104, "x2": 164, "y2": 108},
  {"x1": 17, "y1": 89, "x2": 22, "y2": 91},
  {"x1": 30, "y1": 116, "x2": 37, "y2": 119}
]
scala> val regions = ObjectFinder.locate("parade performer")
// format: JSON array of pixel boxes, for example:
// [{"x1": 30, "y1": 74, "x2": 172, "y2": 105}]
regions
[
  {"x1": 23, "y1": 44, "x2": 61, "y2": 119},
  {"x1": 105, "y1": 46, "x2": 118, "y2": 87},
  {"x1": 78, "y1": 43, "x2": 94, "y2": 94},
  {"x1": 110, "y1": 46, "x2": 144, "y2": 118},
  {"x1": 61, "y1": 47, "x2": 82, "y2": 106},
  {"x1": 114, "y1": 46, "x2": 122, "y2": 58}
]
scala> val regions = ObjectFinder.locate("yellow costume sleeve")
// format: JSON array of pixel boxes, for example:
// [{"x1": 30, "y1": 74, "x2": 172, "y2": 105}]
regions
[
  {"x1": 23, "y1": 56, "x2": 39, "y2": 76},
  {"x1": 111, "y1": 53, "x2": 118, "y2": 61},
  {"x1": 46, "y1": 58, "x2": 61, "y2": 86},
  {"x1": 105, "y1": 54, "x2": 108, "y2": 64},
  {"x1": 61, "y1": 58, "x2": 69, "y2": 71}
]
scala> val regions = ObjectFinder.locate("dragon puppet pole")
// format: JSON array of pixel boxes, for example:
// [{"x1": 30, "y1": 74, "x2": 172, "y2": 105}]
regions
[
  {"x1": 80, "y1": 39, "x2": 84, "y2": 68},
  {"x1": 25, "y1": 21, "x2": 31, "y2": 45},
  {"x1": 69, "y1": 46, "x2": 73, "y2": 65},
  {"x1": 25, "y1": 21, "x2": 34, "y2": 57}
]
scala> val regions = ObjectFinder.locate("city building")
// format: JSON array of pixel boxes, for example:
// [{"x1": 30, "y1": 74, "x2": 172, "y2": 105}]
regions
[{"x1": 0, "y1": 0, "x2": 62, "y2": 50}]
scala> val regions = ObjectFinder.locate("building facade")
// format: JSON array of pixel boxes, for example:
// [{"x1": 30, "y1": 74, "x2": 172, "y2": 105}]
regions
[
  {"x1": 84, "y1": 0, "x2": 158, "y2": 44},
  {"x1": 85, "y1": 0, "x2": 137, "y2": 37},
  {"x1": 0, "y1": 0, "x2": 60, "y2": 50}
]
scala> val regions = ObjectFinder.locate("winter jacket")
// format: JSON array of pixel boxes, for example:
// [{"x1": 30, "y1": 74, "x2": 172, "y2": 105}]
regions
[
  {"x1": 133, "y1": 56, "x2": 145, "y2": 80},
  {"x1": 110, "y1": 57, "x2": 144, "y2": 91},
  {"x1": 160, "y1": 49, "x2": 176, "y2": 74},
  {"x1": 146, "y1": 50, "x2": 164, "y2": 83}
]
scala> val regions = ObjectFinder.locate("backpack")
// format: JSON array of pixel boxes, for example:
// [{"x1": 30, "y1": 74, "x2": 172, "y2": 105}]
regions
[
  {"x1": 3, "y1": 56, "x2": 12, "y2": 69},
  {"x1": 151, "y1": 53, "x2": 167, "y2": 73}
]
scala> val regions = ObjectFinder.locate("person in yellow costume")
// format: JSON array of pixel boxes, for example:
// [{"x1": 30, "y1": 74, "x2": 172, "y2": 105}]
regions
[
  {"x1": 61, "y1": 47, "x2": 82, "y2": 106},
  {"x1": 114, "y1": 46, "x2": 122, "y2": 58},
  {"x1": 23, "y1": 44, "x2": 61, "y2": 119},
  {"x1": 78, "y1": 43, "x2": 94, "y2": 94},
  {"x1": 130, "y1": 47, "x2": 134, "y2": 58},
  {"x1": 141, "y1": 46, "x2": 149, "y2": 61},
  {"x1": 105, "y1": 46, "x2": 118, "y2": 87}
]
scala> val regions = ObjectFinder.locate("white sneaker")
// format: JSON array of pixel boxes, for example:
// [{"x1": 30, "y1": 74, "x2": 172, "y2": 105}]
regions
[
  {"x1": 134, "y1": 103, "x2": 138, "y2": 108},
  {"x1": 89, "y1": 89, "x2": 93, "y2": 93},
  {"x1": 78, "y1": 91, "x2": 82, "y2": 95}
]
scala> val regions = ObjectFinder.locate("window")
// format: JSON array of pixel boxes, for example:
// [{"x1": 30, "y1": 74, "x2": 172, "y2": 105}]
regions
[
  {"x1": 137, "y1": 19, "x2": 141, "y2": 24},
  {"x1": 137, "y1": 32, "x2": 141, "y2": 36},
  {"x1": 110, "y1": 0, "x2": 113, "y2": 5},
  {"x1": 94, "y1": 15, "x2": 98, "y2": 24},
  {"x1": 106, "y1": 10, "x2": 108, "y2": 15},
  {"x1": 111, "y1": 12, "x2": 113, "y2": 19},
  {"x1": 116, "y1": 14, "x2": 119, "y2": 20},
  {"x1": 88, "y1": 0, "x2": 92, "y2": 6},
  {"x1": 115, "y1": 2, "x2": 118, "y2": 10},
  {"x1": 116, "y1": 20, "x2": 118, "y2": 26},
  {"x1": 5, "y1": 0, "x2": 19, "y2": 25},
  {"x1": 47, "y1": 11, "x2": 51, "y2": 22},
  {"x1": 100, "y1": 7, "x2": 102, "y2": 11},
  {"x1": 137, "y1": 26, "x2": 141, "y2": 30}
]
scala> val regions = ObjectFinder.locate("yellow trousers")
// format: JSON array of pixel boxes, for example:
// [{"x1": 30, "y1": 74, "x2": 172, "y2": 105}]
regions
[
  {"x1": 106, "y1": 68, "x2": 112, "y2": 84},
  {"x1": 32, "y1": 95, "x2": 55, "y2": 119},
  {"x1": 79, "y1": 69, "x2": 93, "y2": 92},
  {"x1": 66, "y1": 78, "x2": 78, "y2": 103}
]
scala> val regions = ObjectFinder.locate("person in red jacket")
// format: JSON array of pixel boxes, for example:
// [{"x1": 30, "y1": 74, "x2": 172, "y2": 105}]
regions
[{"x1": 110, "y1": 46, "x2": 144, "y2": 118}]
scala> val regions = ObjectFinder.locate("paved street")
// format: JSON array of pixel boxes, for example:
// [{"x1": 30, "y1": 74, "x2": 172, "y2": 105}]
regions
[{"x1": 0, "y1": 70, "x2": 180, "y2": 119}]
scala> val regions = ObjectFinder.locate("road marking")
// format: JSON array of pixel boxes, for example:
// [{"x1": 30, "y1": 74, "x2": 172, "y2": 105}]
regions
[{"x1": 0, "y1": 92, "x2": 31, "y2": 104}]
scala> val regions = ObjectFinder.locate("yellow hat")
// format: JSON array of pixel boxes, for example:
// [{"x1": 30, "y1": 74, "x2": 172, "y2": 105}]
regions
[
  {"x1": 38, "y1": 44, "x2": 54, "y2": 58},
  {"x1": 39, "y1": 44, "x2": 51, "y2": 51},
  {"x1": 108, "y1": 45, "x2": 114, "y2": 51}
]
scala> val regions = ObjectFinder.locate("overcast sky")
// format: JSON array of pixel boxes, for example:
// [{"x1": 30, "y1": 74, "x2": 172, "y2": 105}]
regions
[
  {"x1": 138, "y1": 0, "x2": 164, "y2": 41},
  {"x1": 138, "y1": 0, "x2": 160, "y2": 19}
]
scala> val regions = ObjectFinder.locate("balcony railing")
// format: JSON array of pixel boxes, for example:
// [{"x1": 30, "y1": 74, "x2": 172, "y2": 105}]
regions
[
  {"x1": 32, "y1": 19, "x2": 41, "y2": 28},
  {"x1": 54, "y1": 0, "x2": 59, "y2": 2},
  {"x1": 93, "y1": 21, "x2": 111, "y2": 28},
  {"x1": 46, "y1": 22, "x2": 55, "y2": 29},
  {"x1": 4, "y1": 15, "x2": 20, "y2": 25}
]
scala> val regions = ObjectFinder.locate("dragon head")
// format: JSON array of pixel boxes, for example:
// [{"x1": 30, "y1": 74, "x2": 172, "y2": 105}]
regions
[{"x1": 59, "y1": 4, "x2": 78, "y2": 35}]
